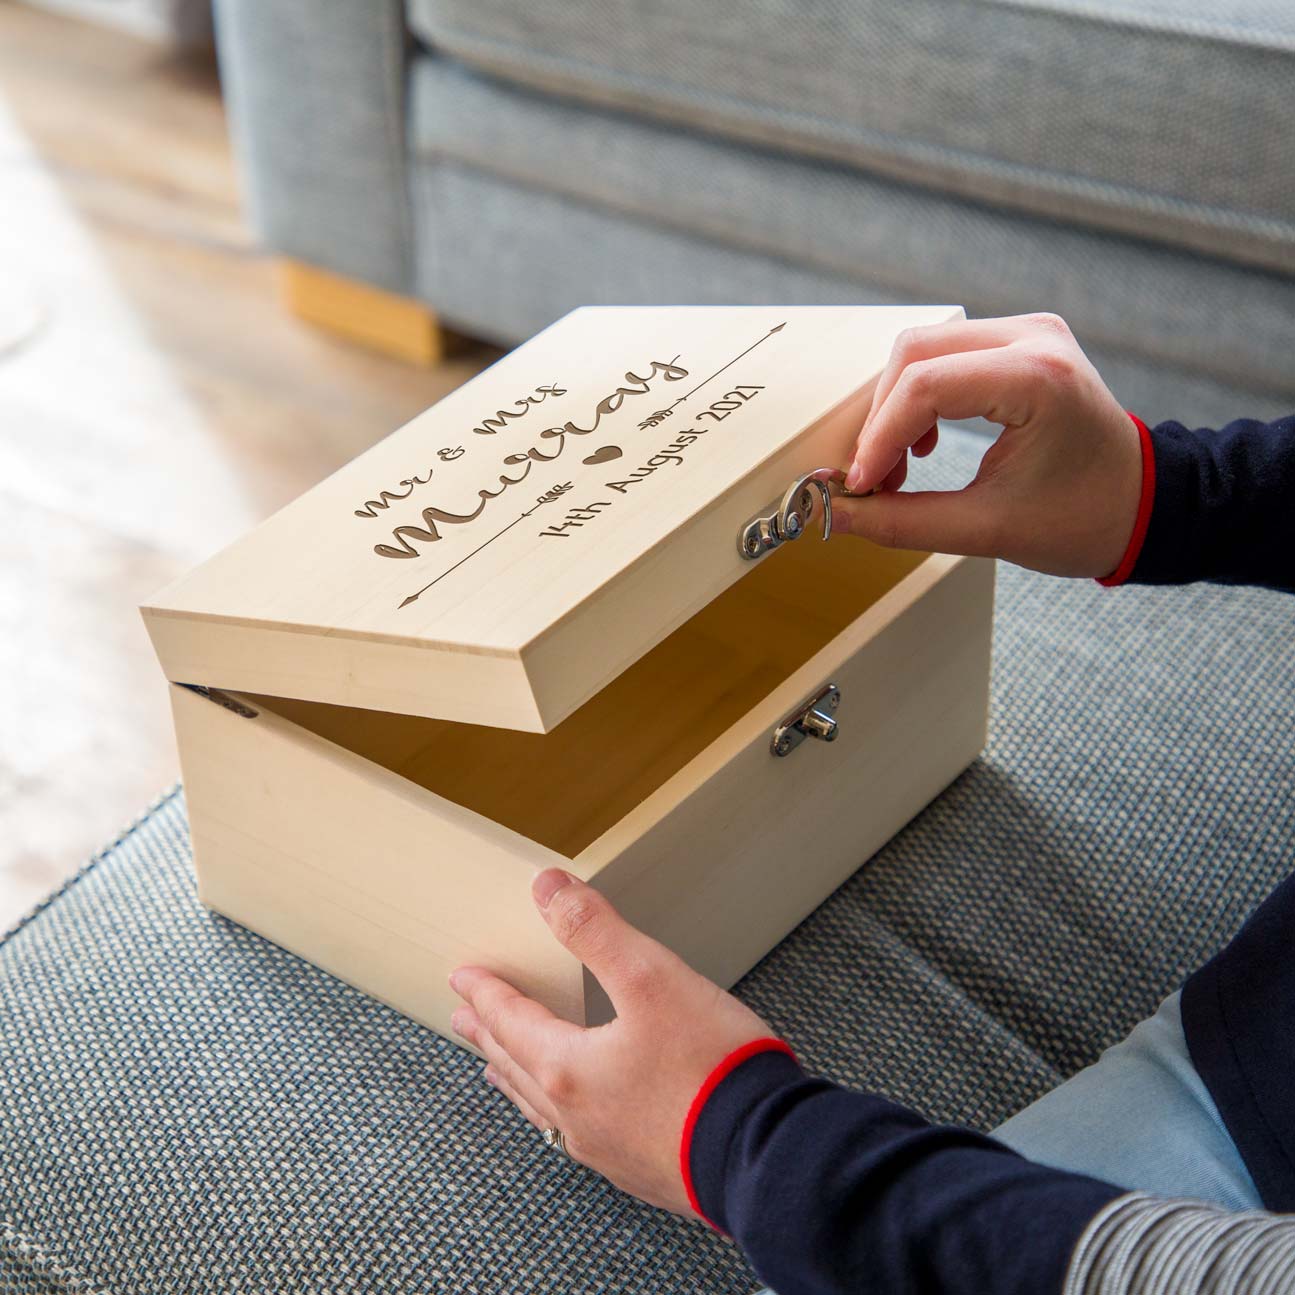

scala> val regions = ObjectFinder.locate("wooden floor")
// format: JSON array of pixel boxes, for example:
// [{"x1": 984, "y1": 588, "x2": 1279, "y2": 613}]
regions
[{"x1": 0, "y1": 3, "x2": 498, "y2": 931}]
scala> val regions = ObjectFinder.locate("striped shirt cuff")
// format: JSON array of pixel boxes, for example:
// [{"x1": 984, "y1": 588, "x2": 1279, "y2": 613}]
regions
[{"x1": 1065, "y1": 1192, "x2": 1295, "y2": 1292}]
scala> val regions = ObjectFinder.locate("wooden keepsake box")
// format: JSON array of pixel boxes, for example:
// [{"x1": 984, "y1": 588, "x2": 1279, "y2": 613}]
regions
[{"x1": 142, "y1": 305, "x2": 994, "y2": 1042}]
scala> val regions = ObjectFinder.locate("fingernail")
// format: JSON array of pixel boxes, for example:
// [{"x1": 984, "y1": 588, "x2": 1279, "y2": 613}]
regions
[
  {"x1": 533, "y1": 868, "x2": 575, "y2": 910},
  {"x1": 484, "y1": 1065, "x2": 498, "y2": 1085},
  {"x1": 845, "y1": 462, "x2": 863, "y2": 492},
  {"x1": 448, "y1": 969, "x2": 462, "y2": 993},
  {"x1": 450, "y1": 1009, "x2": 466, "y2": 1035}
]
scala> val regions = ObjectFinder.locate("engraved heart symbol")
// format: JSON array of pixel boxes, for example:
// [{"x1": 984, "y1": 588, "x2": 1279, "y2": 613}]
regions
[{"x1": 582, "y1": 445, "x2": 623, "y2": 466}]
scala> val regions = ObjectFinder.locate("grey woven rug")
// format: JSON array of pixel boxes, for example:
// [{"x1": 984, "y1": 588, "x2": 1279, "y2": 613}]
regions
[{"x1": 2, "y1": 431, "x2": 1293, "y2": 1294}]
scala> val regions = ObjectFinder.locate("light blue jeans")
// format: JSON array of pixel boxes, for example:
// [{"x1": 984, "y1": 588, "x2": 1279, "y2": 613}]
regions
[
  {"x1": 992, "y1": 990, "x2": 1261, "y2": 1210},
  {"x1": 755, "y1": 992, "x2": 1259, "y2": 1295}
]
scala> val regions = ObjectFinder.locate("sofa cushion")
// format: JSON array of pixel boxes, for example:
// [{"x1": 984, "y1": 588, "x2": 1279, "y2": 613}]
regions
[
  {"x1": 407, "y1": 0, "x2": 1295, "y2": 275},
  {"x1": 412, "y1": 159, "x2": 1289, "y2": 429},
  {"x1": 409, "y1": 58, "x2": 1295, "y2": 407},
  {"x1": 4, "y1": 432, "x2": 1295, "y2": 1293}
]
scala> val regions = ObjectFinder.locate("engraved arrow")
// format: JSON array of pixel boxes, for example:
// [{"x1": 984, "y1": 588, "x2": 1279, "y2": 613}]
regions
[
  {"x1": 664, "y1": 319, "x2": 787, "y2": 413},
  {"x1": 397, "y1": 509, "x2": 535, "y2": 609}
]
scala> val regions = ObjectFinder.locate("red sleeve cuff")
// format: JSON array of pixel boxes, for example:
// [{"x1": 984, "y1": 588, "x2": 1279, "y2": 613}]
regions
[
  {"x1": 1097, "y1": 413, "x2": 1156, "y2": 587},
  {"x1": 679, "y1": 1036, "x2": 795, "y2": 1228}
]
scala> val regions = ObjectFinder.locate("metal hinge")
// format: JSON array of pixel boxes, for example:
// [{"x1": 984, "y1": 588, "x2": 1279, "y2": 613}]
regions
[
  {"x1": 771, "y1": 683, "x2": 841, "y2": 757},
  {"x1": 178, "y1": 683, "x2": 259, "y2": 719}
]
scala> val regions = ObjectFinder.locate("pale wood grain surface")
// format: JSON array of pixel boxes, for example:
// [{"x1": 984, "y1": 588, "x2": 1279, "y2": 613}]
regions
[
  {"x1": 175, "y1": 553, "x2": 993, "y2": 1045},
  {"x1": 257, "y1": 537, "x2": 928, "y2": 857},
  {"x1": 0, "y1": 2, "x2": 498, "y2": 932},
  {"x1": 591, "y1": 555, "x2": 995, "y2": 998},
  {"x1": 172, "y1": 682, "x2": 584, "y2": 1045},
  {"x1": 144, "y1": 305, "x2": 962, "y2": 731}
]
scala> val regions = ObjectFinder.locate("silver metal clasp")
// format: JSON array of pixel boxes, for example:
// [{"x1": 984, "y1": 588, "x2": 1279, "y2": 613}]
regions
[
  {"x1": 771, "y1": 683, "x2": 841, "y2": 757},
  {"x1": 739, "y1": 470, "x2": 833, "y2": 561}
]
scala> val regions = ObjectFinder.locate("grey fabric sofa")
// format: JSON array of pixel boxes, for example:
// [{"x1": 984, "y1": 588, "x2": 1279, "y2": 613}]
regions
[{"x1": 214, "y1": 0, "x2": 1294, "y2": 429}]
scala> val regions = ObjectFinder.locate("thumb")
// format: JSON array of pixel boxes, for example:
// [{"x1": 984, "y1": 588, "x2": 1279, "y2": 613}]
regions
[
  {"x1": 532, "y1": 868, "x2": 680, "y2": 1009},
  {"x1": 832, "y1": 486, "x2": 998, "y2": 558}
]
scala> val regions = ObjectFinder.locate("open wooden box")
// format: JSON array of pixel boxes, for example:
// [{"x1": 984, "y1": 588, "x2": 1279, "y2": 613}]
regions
[{"x1": 143, "y1": 306, "x2": 994, "y2": 1040}]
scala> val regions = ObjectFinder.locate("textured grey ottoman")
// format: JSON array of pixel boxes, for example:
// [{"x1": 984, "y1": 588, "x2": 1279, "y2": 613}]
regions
[{"x1": 3, "y1": 432, "x2": 1293, "y2": 1294}]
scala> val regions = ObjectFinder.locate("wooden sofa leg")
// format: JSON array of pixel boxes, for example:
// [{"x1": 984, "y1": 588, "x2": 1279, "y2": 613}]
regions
[{"x1": 276, "y1": 259, "x2": 448, "y2": 366}]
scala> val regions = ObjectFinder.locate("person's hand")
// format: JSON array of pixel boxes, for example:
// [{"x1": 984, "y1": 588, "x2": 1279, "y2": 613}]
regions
[
  {"x1": 835, "y1": 313, "x2": 1144, "y2": 578},
  {"x1": 449, "y1": 869, "x2": 774, "y2": 1216}
]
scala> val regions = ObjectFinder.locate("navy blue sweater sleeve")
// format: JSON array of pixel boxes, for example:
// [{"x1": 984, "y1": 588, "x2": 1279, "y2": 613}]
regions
[
  {"x1": 1181, "y1": 872, "x2": 1295, "y2": 1213},
  {"x1": 688, "y1": 1049, "x2": 1123, "y2": 1295},
  {"x1": 1130, "y1": 415, "x2": 1295, "y2": 591}
]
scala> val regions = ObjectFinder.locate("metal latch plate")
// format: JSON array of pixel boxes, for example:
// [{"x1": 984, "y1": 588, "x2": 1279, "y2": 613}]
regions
[
  {"x1": 771, "y1": 683, "x2": 841, "y2": 757},
  {"x1": 739, "y1": 471, "x2": 833, "y2": 561}
]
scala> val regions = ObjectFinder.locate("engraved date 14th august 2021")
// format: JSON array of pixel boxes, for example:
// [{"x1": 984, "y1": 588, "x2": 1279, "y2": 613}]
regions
[{"x1": 537, "y1": 385, "x2": 765, "y2": 539}]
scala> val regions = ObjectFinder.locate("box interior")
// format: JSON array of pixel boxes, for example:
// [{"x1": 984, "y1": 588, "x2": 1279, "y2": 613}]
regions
[{"x1": 250, "y1": 539, "x2": 929, "y2": 858}]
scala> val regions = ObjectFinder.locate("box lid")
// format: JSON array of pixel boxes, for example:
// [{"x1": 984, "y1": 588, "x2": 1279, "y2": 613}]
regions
[{"x1": 142, "y1": 304, "x2": 962, "y2": 732}]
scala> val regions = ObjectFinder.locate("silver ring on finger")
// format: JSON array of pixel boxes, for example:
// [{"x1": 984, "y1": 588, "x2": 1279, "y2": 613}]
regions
[{"x1": 542, "y1": 1126, "x2": 570, "y2": 1158}]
